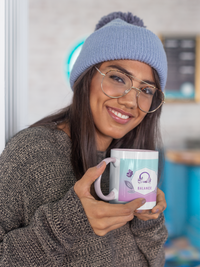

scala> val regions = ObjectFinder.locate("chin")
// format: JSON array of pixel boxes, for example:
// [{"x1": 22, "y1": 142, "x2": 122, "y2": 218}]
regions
[{"x1": 109, "y1": 131, "x2": 130, "y2": 140}]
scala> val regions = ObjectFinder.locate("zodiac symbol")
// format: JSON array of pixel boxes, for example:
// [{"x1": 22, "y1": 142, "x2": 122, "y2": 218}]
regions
[{"x1": 138, "y1": 172, "x2": 151, "y2": 184}]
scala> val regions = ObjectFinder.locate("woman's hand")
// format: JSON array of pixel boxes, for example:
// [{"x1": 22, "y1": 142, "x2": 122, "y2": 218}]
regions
[
  {"x1": 74, "y1": 161, "x2": 146, "y2": 236},
  {"x1": 134, "y1": 188, "x2": 167, "y2": 221}
]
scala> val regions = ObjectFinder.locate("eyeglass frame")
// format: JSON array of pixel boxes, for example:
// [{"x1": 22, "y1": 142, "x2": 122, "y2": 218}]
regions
[{"x1": 95, "y1": 66, "x2": 165, "y2": 114}]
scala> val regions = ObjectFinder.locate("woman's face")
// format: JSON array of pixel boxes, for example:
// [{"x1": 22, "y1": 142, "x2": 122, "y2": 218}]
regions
[{"x1": 90, "y1": 60, "x2": 155, "y2": 151}]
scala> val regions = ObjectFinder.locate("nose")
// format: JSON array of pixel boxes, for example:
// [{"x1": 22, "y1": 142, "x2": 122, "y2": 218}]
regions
[{"x1": 117, "y1": 88, "x2": 138, "y2": 109}]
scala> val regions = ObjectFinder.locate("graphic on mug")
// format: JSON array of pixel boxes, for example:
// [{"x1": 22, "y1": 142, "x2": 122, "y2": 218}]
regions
[
  {"x1": 119, "y1": 159, "x2": 158, "y2": 202},
  {"x1": 126, "y1": 169, "x2": 133, "y2": 178},
  {"x1": 124, "y1": 180, "x2": 134, "y2": 189},
  {"x1": 133, "y1": 168, "x2": 157, "y2": 195},
  {"x1": 138, "y1": 172, "x2": 151, "y2": 184}
]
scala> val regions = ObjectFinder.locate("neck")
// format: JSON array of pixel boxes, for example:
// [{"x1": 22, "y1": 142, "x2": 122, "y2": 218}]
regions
[
  {"x1": 58, "y1": 122, "x2": 112, "y2": 152},
  {"x1": 96, "y1": 134, "x2": 113, "y2": 152},
  {"x1": 57, "y1": 123, "x2": 70, "y2": 137}
]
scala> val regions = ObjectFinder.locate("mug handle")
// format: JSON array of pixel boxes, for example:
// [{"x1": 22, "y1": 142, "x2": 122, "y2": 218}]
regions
[{"x1": 94, "y1": 157, "x2": 118, "y2": 201}]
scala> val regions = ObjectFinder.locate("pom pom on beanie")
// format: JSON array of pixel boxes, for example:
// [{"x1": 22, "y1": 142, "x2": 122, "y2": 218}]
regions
[{"x1": 95, "y1": 11, "x2": 145, "y2": 30}]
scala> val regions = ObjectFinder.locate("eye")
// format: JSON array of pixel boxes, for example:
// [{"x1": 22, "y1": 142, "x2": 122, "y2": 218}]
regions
[
  {"x1": 109, "y1": 75, "x2": 125, "y2": 84},
  {"x1": 141, "y1": 86, "x2": 155, "y2": 95}
]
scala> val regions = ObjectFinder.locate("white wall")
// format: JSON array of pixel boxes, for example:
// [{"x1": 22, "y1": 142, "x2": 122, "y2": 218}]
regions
[
  {"x1": 0, "y1": 0, "x2": 5, "y2": 154},
  {"x1": 28, "y1": 0, "x2": 200, "y2": 149},
  {"x1": 0, "y1": 0, "x2": 28, "y2": 153},
  {"x1": 5, "y1": 0, "x2": 28, "y2": 143}
]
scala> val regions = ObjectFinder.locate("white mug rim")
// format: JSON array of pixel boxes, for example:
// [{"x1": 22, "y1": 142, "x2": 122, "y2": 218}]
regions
[{"x1": 111, "y1": 148, "x2": 158, "y2": 153}]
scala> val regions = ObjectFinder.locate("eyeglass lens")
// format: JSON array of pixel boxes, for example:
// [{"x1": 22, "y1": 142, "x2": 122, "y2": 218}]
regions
[{"x1": 102, "y1": 70, "x2": 164, "y2": 113}]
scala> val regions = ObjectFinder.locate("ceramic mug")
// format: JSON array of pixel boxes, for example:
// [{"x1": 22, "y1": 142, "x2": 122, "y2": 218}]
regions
[{"x1": 94, "y1": 149, "x2": 159, "y2": 210}]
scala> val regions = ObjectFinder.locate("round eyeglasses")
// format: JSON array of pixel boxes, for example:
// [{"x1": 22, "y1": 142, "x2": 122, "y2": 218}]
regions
[{"x1": 95, "y1": 67, "x2": 165, "y2": 113}]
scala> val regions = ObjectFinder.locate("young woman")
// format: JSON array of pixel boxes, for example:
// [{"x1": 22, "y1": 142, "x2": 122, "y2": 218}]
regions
[{"x1": 0, "y1": 12, "x2": 168, "y2": 266}]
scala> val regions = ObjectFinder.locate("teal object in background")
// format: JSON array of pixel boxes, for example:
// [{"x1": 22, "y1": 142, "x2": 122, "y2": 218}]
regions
[
  {"x1": 161, "y1": 160, "x2": 188, "y2": 237},
  {"x1": 187, "y1": 166, "x2": 200, "y2": 249},
  {"x1": 161, "y1": 157, "x2": 200, "y2": 249},
  {"x1": 65, "y1": 40, "x2": 85, "y2": 82}
]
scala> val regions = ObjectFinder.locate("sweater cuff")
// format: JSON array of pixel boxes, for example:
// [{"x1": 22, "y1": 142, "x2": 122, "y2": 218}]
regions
[
  {"x1": 51, "y1": 187, "x2": 94, "y2": 241},
  {"x1": 131, "y1": 213, "x2": 166, "y2": 237}
]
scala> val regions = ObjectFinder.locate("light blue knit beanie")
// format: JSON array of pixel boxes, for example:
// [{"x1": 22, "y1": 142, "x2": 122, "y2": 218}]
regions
[{"x1": 70, "y1": 12, "x2": 167, "y2": 91}]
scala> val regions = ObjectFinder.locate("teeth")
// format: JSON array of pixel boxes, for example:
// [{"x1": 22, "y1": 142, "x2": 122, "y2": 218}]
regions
[{"x1": 109, "y1": 108, "x2": 129, "y2": 119}]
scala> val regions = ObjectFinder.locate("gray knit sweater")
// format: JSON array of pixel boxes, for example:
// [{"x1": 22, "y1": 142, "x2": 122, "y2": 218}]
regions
[{"x1": 0, "y1": 126, "x2": 167, "y2": 267}]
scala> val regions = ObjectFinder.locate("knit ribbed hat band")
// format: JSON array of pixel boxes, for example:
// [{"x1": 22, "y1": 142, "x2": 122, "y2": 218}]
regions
[{"x1": 70, "y1": 19, "x2": 167, "y2": 91}]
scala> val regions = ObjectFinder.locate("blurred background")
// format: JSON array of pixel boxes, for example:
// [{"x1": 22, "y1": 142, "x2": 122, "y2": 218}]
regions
[
  {"x1": 1, "y1": 0, "x2": 200, "y2": 266},
  {"x1": 27, "y1": 0, "x2": 200, "y2": 151}
]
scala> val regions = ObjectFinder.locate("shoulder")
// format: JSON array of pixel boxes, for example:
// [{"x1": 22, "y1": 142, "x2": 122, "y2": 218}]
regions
[
  {"x1": 7, "y1": 126, "x2": 69, "y2": 146},
  {"x1": 0, "y1": 127, "x2": 75, "y2": 225},
  {"x1": 1, "y1": 126, "x2": 71, "y2": 163}
]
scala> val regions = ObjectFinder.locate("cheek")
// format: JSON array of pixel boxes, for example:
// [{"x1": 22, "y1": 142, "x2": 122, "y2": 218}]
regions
[
  {"x1": 129, "y1": 112, "x2": 146, "y2": 131},
  {"x1": 139, "y1": 112, "x2": 147, "y2": 123},
  {"x1": 89, "y1": 92, "x2": 101, "y2": 116}
]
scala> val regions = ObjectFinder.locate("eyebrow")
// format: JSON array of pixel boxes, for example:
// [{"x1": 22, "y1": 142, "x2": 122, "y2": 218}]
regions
[{"x1": 106, "y1": 64, "x2": 156, "y2": 87}]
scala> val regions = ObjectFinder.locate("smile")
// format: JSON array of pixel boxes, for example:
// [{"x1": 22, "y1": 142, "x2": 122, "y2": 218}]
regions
[
  {"x1": 108, "y1": 108, "x2": 129, "y2": 119},
  {"x1": 107, "y1": 106, "x2": 133, "y2": 121}
]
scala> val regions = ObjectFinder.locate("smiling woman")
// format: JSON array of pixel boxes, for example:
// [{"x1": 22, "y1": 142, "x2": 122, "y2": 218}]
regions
[
  {"x1": 89, "y1": 60, "x2": 155, "y2": 150},
  {"x1": 0, "y1": 11, "x2": 168, "y2": 267}
]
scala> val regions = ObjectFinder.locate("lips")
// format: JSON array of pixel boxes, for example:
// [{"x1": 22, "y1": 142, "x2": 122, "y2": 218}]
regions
[{"x1": 107, "y1": 106, "x2": 133, "y2": 124}]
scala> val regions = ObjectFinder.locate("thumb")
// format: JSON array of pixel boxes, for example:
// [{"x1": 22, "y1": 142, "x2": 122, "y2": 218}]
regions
[
  {"x1": 82, "y1": 160, "x2": 107, "y2": 187},
  {"x1": 125, "y1": 198, "x2": 146, "y2": 212},
  {"x1": 74, "y1": 161, "x2": 107, "y2": 199}
]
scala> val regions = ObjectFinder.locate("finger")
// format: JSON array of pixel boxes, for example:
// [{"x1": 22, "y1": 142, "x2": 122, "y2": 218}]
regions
[
  {"x1": 134, "y1": 208, "x2": 160, "y2": 220},
  {"x1": 151, "y1": 190, "x2": 167, "y2": 214},
  {"x1": 156, "y1": 189, "x2": 165, "y2": 203},
  {"x1": 95, "y1": 222, "x2": 127, "y2": 236},
  {"x1": 134, "y1": 214, "x2": 151, "y2": 221},
  {"x1": 134, "y1": 209, "x2": 145, "y2": 214},
  {"x1": 82, "y1": 198, "x2": 145, "y2": 219},
  {"x1": 135, "y1": 209, "x2": 154, "y2": 215},
  {"x1": 97, "y1": 202, "x2": 132, "y2": 217},
  {"x1": 134, "y1": 211, "x2": 160, "y2": 221},
  {"x1": 134, "y1": 209, "x2": 151, "y2": 218},
  {"x1": 93, "y1": 212, "x2": 134, "y2": 231},
  {"x1": 87, "y1": 200, "x2": 133, "y2": 218},
  {"x1": 125, "y1": 198, "x2": 146, "y2": 212},
  {"x1": 151, "y1": 204, "x2": 166, "y2": 214}
]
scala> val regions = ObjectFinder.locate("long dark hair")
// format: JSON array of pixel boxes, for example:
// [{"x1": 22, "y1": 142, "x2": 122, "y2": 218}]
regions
[{"x1": 30, "y1": 64, "x2": 163, "y2": 183}]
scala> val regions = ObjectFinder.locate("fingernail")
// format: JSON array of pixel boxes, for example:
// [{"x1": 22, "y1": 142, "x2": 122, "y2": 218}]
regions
[
  {"x1": 136, "y1": 210, "x2": 142, "y2": 213},
  {"x1": 142, "y1": 199, "x2": 146, "y2": 205},
  {"x1": 97, "y1": 161, "x2": 104, "y2": 169},
  {"x1": 154, "y1": 208, "x2": 159, "y2": 213}
]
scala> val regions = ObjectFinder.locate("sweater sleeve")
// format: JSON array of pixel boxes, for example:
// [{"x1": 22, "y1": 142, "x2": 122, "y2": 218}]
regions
[
  {"x1": 0, "y1": 128, "x2": 95, "y2": 266},
  {"x1": 0, "y1": 188, "x2": 94, "y2": 266},
  {"x1": 130, "y1": 213, "x2": 168, "y2": 267}
]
